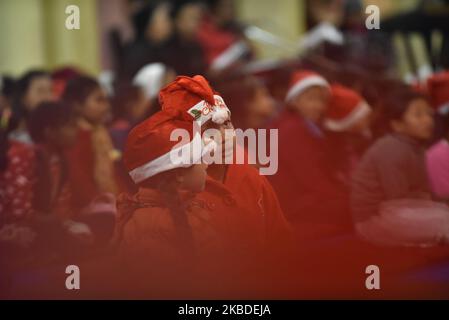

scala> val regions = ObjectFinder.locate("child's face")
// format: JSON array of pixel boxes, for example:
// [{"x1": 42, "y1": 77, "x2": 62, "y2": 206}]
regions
[
  {"x1": 79, "y1": 87, "x2": 110, "y2": 125},
  {"x1": 24, "y1": 76, "x2": 54, "y2": 111},
  {"x1": 392, "y1": 98, "x2": 434, "y2": 140},
  {"x1": 179, "y1": 163, "x2": 209, "y2": 193},
  {"x1": 291, "y1": 86, "x2": 330, "y2": 123}
]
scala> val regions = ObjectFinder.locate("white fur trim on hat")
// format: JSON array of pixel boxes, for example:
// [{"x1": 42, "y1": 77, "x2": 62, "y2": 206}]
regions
[
  {"x1": 128, "y1": 134, "x2": 217, "y2": 184},
  {"x1": 324, "y1": 101, "x2": 371, "y2": 132},
  {"x1": 133, "y1": 63, "x2": 166, "y2": 100},
  {"x1": 187, "y1": 95, "x2": 231, "y2": 126},
  {"x1": 285, "y1": 75, "x2": 330, "y2": 102}
]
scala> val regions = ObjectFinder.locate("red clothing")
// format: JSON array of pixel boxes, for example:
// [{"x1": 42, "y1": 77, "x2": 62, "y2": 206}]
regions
[
  {"x1": 0, "y1": 141, "x2": 35, "y2": 225},
  {"x1": 268, "y1": 110, "x2": 351, "y2": 237},
  {"x1": 116, "y1": 178, "x2": 262, "y2": 270},
  {"x1": 66, "y1": 129, "x2": 98, "y2": 210},
  {"x1": 223, "y1": 162, "x2": 293, "y2": 248}
]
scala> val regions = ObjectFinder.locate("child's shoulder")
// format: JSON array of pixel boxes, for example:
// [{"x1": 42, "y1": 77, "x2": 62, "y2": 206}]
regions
[{"x1": 365, "y1": 134, "x2": 411, "y2": 160}]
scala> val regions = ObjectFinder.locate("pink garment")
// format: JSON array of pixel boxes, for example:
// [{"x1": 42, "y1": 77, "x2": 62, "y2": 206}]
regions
[{"x1": 426, "y1": 139, "x2": 449, "y2": 199}]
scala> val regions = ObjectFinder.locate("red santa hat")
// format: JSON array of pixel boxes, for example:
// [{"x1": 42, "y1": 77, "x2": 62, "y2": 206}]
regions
[
  {"x1": 124, "y1": 117, "x2": 216, "y2": 184},
  {"x1": 285, "y1": 70, "x2": 330, "y2": 102},
  {"x1": 427, "y1": 71, "x2": 449, "y2": 115},
  {"x1": 324, "y1": 84, "x2": 371, "y2": 132},
  {"x1": 159, "y1": 75, "x2": 231, "y2": 126}
]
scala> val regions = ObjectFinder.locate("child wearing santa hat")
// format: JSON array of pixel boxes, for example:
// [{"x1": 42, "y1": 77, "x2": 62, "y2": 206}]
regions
[
  {"x1": 324, "y1": 84, "x2": 373, "y2": 185},
  {"x1": 114, "y1": 113, "x2": 265, "y2": 297},
  {"x1": 426, "y1": 71, "x2": 449, "y2": 201},
  {"x1": 352, "y1": 87, "x2": 449, "y2": 246},
  {"x1": 268, "y1": 70, "x2": 351, "y2": 240},
  {"x1": 157, "y1": 74, "x2": 292, "y2": 254}
]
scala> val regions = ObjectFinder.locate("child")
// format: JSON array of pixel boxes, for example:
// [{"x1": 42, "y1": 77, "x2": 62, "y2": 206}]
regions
[
  {"x1": 323, "y1": 84, "x2": 372, "y2": 184},
  {"x1": 9, "y1": 70, "x2": 54, "y2": 144},
  {"x1": 115, "y1": 115, "x2": 261, "y2": 296},
  {"x1": 269, "y1": 70, "x2": 351, "y2": 238},
  {"x1": 426, "y1": 71, "x2": 449, "y2": 201},
  {"x1": 62, "y1": 76, "x2": 119, "y2": 211},
  {"x1": 0, "y1": 102, "x2": 92, "y2": 265},
  {"x1": 352, "y1": 88, "x2": 449, "y2": 246},
  {"x1": 158, "y1": 75, "x2": 292, "y2": 253},
  {"x1": 163, "y1": 0, "x2": 207, "y2": 76}
]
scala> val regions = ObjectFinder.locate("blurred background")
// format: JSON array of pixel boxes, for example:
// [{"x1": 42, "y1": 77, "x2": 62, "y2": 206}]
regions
[{"x1": 0, "y1": 0, "x2": 447, "y2": 82}]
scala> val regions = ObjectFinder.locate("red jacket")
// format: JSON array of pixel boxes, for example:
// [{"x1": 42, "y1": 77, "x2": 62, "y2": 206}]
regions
[
  {"x1": 219, "y1": 162, "x2": 293, "y2": 250},
  {"x1": 115, "y1": 178, "x2": 263, "y2": 271},
  {"x1": 268, "y1": 110, "x2": 351, "y2": 236}
]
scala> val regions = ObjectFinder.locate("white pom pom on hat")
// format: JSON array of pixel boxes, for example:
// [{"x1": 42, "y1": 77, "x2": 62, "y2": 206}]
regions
[{"x1": 211, "y1": 107, "x2": 230, "y2": 125}]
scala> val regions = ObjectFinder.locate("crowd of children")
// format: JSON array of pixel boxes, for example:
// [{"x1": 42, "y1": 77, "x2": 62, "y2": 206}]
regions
[{"x1": 1, "y1": 64, "x2": 449, "y2": 297}]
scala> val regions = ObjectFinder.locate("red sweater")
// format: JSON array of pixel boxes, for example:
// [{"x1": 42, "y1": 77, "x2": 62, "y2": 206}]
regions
[{"x1": 268, "y1": 110, "x2": 351, "y2": 234}]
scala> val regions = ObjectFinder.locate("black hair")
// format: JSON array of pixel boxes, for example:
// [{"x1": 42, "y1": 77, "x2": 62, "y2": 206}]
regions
[
  {"x1": 132, "y1": 2, "x2": 159, "y2": 40},
  {"x1": 27, "y1": 101, "x2": 74, "y2": 144},
  {"x1": 11, "y1": 70, "x2": 50, "y2": 121},
  {"x1": 112, "y1": 83, "x2": 143, "y2": 121},
  {"x1": 1, "y1": 75, "x2": 16, "y2": 99},
  {"x1": 204, "y1": 0, "x2": 220, "y2": 10},
  {"x1": 61, "y1": 75, "x2": 100, "y2": 111},
  {"x1": 383, "y1": 88, "x2": 430, "y2": 123}
]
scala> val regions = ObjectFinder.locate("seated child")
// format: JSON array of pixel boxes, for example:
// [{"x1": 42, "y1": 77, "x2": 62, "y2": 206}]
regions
[
  {"x1": 352, "y1": 88, "x2": 449, "y2": 246},
  {"x1": 115, "y1": 114, "x2": 260, "y2": 285},
  {"x1": 323, "y1": 84, "x2": 373, "y2": 184},
  {"x1": 9, "y1": 70, "x2": 54, "y2": 145},
  {"x1": 269, "y1": 70, "x2": 351, "y2": 238},
  {"x1": 158, "y1": 75, "x2": 292, "y2": 251},
  {"x1": 62, "y1": 76, "x2": 120, "y2": 211},
  {"x1": 0, "y1": 102, "x2": 93, "y2": 265}
]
